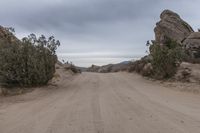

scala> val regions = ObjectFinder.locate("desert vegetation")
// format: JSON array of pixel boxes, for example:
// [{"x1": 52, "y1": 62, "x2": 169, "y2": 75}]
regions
[
  {"x1": 63, "y1": 62, "x2": 81, "y2": 74},
  {"x1": 149, "y1": 39, "x2": 185, "y2": 79},
  {"x1": 0, "y1": 28, "x2": 60, "y2": 88}
]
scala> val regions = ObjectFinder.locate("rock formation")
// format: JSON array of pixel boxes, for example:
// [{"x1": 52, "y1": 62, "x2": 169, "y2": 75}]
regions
[
  {"x1": 152, "y1": 9, "x2": 200, "y2": 81},
  {"x1": 127, "y1": 9, "x2": 200, "y2": 81},
  {"x1": 154, "y1": 10, "x2": 194, "y2": 44},
  {"x1": 154, "y1": 9, "x2": 200, "y2": 61},
  {"x1": 183, "y1": 32, "x2": 200, "y2": 59}
]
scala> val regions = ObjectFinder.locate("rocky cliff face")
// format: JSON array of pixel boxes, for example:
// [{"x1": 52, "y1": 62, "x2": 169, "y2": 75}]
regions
[{"x1": 154, "y1": 10, "x2": 194, "y2": 44}]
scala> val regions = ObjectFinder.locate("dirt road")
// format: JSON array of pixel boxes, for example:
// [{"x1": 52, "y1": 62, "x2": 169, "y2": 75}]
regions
[{"x1": 0, "y1": 72, "x2": 200, "y2": 133}]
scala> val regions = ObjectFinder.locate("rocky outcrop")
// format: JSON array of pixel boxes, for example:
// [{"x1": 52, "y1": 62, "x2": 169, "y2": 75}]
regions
[
  {"x1": 128, "y1": 10, "x2": 200, "y2": 80},
  {"x1": 154, "y1": 10, "x2": 194, "y2": 44},
  {"x1": 183, "y1": 32, "x2": 200, "y2": 59},
  {"x1": 154, "y1": 10, "x2": 200, "y2": 61}
]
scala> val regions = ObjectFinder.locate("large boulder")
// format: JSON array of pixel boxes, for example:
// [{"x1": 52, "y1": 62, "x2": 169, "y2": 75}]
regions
[
  {"x1": 154, "y1": 10, "x2": 194, "y2": 44},
  {"x1": 183, "y1": 32, "x2": 200, "y2": 59}
]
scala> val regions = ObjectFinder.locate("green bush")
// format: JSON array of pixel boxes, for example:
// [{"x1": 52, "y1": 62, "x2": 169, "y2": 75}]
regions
[
  {"x1": 0, "y1": 33, "x2": 60, "y2": 88},
  {"x1": 150, "y1": 39, "x2": 184, "y2": 79},
  {"x1": 128, "y1": 56, "x2": 150, "y2": 73}
]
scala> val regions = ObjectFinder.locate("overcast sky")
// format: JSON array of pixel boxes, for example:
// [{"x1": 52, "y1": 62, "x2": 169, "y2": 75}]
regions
[{"x1": 0, "y1": 0, "x2": 200, "y2": 66}]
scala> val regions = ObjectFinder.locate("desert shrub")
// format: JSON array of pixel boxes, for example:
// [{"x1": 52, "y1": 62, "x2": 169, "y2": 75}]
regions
[
  {"x1": 64, "y1": 64, "x2": 81, "y2": 73},
  {"x1": 128, "y1": 60, "x2": 146, "y2": 73},
  {"x1": 150, "y1": 39, "x2": 184, "y2": 79},
  {"x1": 0, "y1": 33, "x2": 60, "y2": 88},
  {"x1": 128, "y1": 56, "x2": 152, "y2": 75},
  {"x1": 70, "y1": 65, "x2": 81, "y2": 73}
]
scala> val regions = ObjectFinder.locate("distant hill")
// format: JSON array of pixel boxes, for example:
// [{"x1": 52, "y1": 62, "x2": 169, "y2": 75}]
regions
[
  {"x1": 119, "y1": 61, "x2": 131, "y2": 65},
  {"x1": 87, "y1": 61, "x2": 133, "y2": 73}
]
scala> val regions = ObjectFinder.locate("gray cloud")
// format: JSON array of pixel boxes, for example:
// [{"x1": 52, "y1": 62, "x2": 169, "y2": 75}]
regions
[{"x1": 0, "y1": 0, "x2": 200, "y2": 66}]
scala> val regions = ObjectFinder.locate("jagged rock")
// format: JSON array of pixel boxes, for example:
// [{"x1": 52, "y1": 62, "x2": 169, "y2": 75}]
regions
[
  {"x1": 183, "y1": 32, "x2": 200, "y2": 59},
  {"x1": 154, "y1": 10, "x2": 194, "y2": 44}
]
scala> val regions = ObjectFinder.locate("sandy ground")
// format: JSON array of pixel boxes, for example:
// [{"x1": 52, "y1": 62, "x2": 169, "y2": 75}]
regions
[{"x1": 0, "y1": 71, "x2": 200, "y2": 133}]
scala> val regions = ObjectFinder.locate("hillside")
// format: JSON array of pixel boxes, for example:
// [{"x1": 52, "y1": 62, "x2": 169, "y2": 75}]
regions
[{"x1": 87, "y1": 61, "x2": 132, "y2": 73}]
